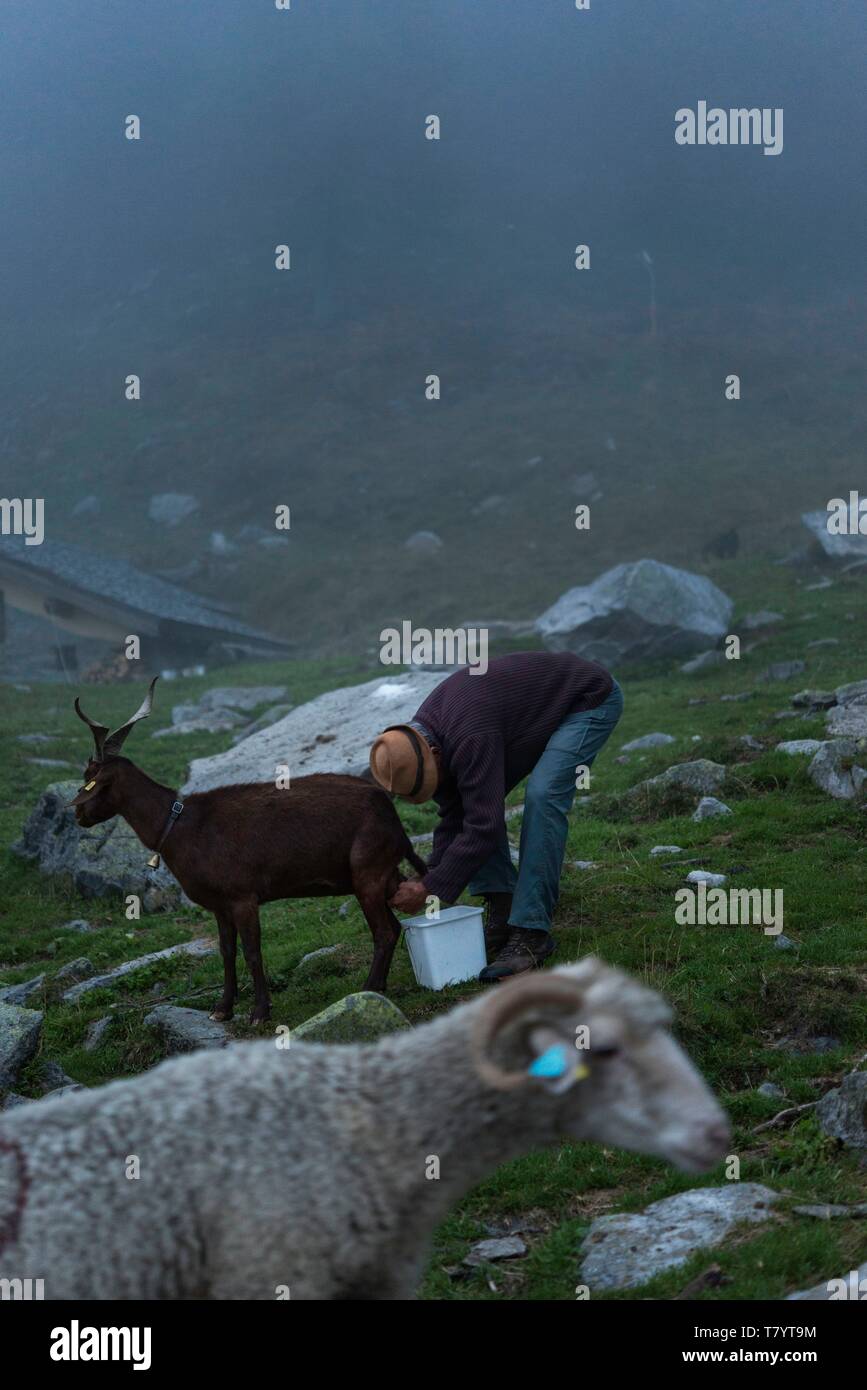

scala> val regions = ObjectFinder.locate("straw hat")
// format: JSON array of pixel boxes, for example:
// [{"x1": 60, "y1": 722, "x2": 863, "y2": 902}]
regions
[{"x1": 369, "y1": 724, "x2": 439, "y2": 803}]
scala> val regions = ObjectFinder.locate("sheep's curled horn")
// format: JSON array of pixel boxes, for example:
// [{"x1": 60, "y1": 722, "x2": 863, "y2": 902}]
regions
[
  {"x1": 471, "y1": 974, "x2": 587, "y2": 1092},
  {"x1": 74, "y1": 676, "x2": 159, "y2": 761}
]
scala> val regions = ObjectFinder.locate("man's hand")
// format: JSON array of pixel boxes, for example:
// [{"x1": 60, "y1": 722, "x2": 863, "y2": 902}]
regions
[{"x1": 389, "y1": 877, "x2": 429, "y2": 914}]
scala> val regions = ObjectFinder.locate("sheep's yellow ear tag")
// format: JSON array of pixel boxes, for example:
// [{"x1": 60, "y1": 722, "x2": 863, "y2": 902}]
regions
[
  {"x1": 146, "y1": 853, "x2": 161, "y2": 869},
  {"x1": 83, "y1": 780, "x2": 96, "y2": 791}
]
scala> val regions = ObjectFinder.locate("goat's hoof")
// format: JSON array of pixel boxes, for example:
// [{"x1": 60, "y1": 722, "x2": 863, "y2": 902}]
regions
[
  {"x1": 210, "y1": 1007, "x2": 234, "y2": 1022},
  {"x1": 249, "y1": 1010, "x2": 271, "y2": 1026}
]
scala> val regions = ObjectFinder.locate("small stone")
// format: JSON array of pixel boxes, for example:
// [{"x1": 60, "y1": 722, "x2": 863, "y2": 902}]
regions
[
  {"x1": 757, "y1": 1082, "x2": 784, "y2": 1099},
  {"x1": 692, "y1": 797, "x2": 732, "y2": 822},
  {"x1": 621, "y1": 733, "x2": 675, "y2": 752},
  {"x1": 295, "y1": 944, "x2": 347, "y2": 972},
  {"x1": 40, "y1": 1061, "x2": 78, "y2": 1092},
  {"x1": 0, "y1": 1002, "x2": 44, "y2": 1090},
  {"x1": 815, "y1": 1072, "x2": 867, "y2": 1150},
  {"x1": 776, "y1": 1035, "x2": 841, "y2": 1056},
  {"x1": 791, "y1": 688, "x2": 836, "y2": 709},
  {"x1": 650, "y1": 845, "x2": 682, "y2": 856},
  {"x1": 84, "y1": 1017, "x2": 114, "y2": 1052},
  {"x1": 761, "y1": 660, "x2": 806, "y2": 682},
  {"x1": 0, "y1": 974, "x2": 45, "y2": 1006},
  {"x1": 680, "y1": 650, "x2": 725, "y2": 675},
  {"x1": 686, "y1": 870, "x2": 727, "y2": 886},
  {"x1": 806, "y1": 638, "x2": 839, "y2": 649},
  {"x1": 720, "y1": 692, "x2": 754, "y2": 702},
  {"x1": 404, "y1": 530, "x2": 443, "y2": 556},
  {"x1": 60, "y1": 919, "x2": 95, "y2": 933},
  {"x1": 742, "y1": 610, "x2": 783, "y2": 629},
  {"x1": 791, "y1": 1204, "x2": 857, "y2": 1220},
  {"x1": 54, "y1": 957, "x2": 95, "y2": 984},
  {"x1": 738, "y1": 735, "x2": 764, "y2": 752},
  {"x1": 776, "y1": 739, "x2": 825, "y2": 756},
  {"x1": 773, "y1": 934, "x2": 798, "y2": 951},
  {"x1": 464, "y1": 1236, "x2": 527, "y2": 1266},
  {"x1": 808, "y1": 740, "x2": 867, "y2": 801},
  {"x1": 572, "y1": 860, "x2": 598, "y2": 871},
  {"x1": 144, "y1": 1004, "x2": 229, "y2": 1053},
  {"x1": 630, "y1": 760, "x2": 726, "y2": 800}
]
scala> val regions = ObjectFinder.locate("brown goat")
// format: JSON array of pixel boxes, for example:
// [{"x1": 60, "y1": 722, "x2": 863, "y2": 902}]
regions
[{"x1": 70, "y1": 679, "x2": 426, "y2": 1022}]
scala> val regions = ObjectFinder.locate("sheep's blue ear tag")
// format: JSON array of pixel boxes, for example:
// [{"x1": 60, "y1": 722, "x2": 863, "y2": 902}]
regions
[{"x1": 529, "y1": 1045, "x2": 590, "y2": 1093}]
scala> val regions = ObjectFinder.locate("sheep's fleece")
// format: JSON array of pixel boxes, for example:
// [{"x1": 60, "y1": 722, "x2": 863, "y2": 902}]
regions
[{"x1": 0, "y1": 959, "x2": 726, "y2": 1299}]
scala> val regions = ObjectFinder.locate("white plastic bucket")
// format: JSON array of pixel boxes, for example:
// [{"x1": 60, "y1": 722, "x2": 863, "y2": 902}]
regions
[{"x1": 402, "y1": 904, "x2": 486, "y2": 990}]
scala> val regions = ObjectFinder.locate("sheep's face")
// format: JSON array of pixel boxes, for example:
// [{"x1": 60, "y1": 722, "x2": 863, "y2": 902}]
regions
[
  {"x1": 556, "y1": 1022, "x2": 731, "y2": 1174},
  {"x1": 475, "y1": 960, "x2": 730, "y2": 1175},
  {"x1": 70, "y1": 758, "x2": 123, "y2": 827}
]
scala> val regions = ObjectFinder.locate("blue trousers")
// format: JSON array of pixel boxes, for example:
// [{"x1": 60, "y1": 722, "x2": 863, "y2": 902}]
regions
[{"x1": 467, "y1": 681, "x2": 624, "y2": 932}]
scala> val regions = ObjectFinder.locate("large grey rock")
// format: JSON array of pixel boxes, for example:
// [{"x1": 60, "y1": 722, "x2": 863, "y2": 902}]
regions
[
  {"x1": 535, "y1": 560, "x2": 733, "y2": 667},
  {"x1": 580, "y1": 1184, "x2": 778, "y2": 1290},
  {"x1": 12, "y1": 781, "x2": 184, "y2": 910},
  {"x1": 791, "y1": 689, "x2": 836, "y2": 710},
  {"x1": 787, "y1": 1260, "x2": 867, "y2": 1301},
  {"x1": 808, "y1": 740, "x2": 867, "y2": 800},
  {"x1": 630, "y1": 759, "x2": 726, "y2": 800},
  {"x1": 0, "y1": 975, "x2": 45, "y2": 1006},
  {"x1": 815, "y1": 1072, "x2": 867, "y2": 1151},
  {"x1": 184, "y1": 670, "x2": 450, "y2": 794},
  {"x1": 144, "y1": 1004, "x2": 229, "y2": 1053},
  {"x1": 0, "y1": 1002, "x2": 43, "y2": 1091},
  {"x1": 148, "y1": 492, "x2": 200, "y2": 527},
  {"x1": 776, "y1": 740, "x2": 825, "y2": 756},
  {"x1": 292, "y1": 992, "x2": 410, "y2": 1044},
  {"x1": 802, "y1": 509, "x2": 867, "y2": 560},
  {"x1": 61, "y1": 939, "x2": 215, "y2": 1003}
]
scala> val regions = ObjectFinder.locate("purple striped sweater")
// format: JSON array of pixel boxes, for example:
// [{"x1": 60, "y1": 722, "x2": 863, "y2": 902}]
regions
[{"x1": 413, "y1": 651, "x2": 613, "y2": 903}]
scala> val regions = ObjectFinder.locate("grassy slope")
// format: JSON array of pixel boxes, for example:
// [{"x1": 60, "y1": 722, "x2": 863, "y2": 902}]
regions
[{"x1": 0, "y1": 561, "x2": 865, "y2": 1300}]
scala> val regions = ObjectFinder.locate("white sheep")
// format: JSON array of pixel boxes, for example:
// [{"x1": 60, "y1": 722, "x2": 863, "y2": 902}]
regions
[{"x1": 0, "y1": 959, "x2": 729, "y2": 1300}]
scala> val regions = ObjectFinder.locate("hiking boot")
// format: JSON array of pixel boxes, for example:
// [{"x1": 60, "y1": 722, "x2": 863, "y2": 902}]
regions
[
  {"x1": 479, "y1": 927, "x2": 556, "y2": 982},
  {"x1": 482, "y1": 892, "x2": 514, "y2": 959}
]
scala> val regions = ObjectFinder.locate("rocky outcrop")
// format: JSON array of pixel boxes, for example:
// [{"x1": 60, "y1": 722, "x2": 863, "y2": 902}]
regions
[
  {"x1": 0, "y1": 1002, "x2": 43, "y2": 1092},
  {"x1": 535, "y1": 560, "x2": 733, "y2": 666},
  {"x1": 579, "y1": 1184, "x2": 779, "y2": 1290},
  {"x1": 183, "y1": 670, "x2": 450, "y2": 794},
  {"x1": 12, "y1": 782, "x2": 184, "y2": 910},
  {"x1": 807, "y1": 740, "x2": 867, "y2": 800}
]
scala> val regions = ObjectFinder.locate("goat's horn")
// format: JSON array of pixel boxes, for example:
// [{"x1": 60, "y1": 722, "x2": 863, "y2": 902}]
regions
[
  {"x1": 471, "y1": 976, "x2": 587, "y2": 1091},
  {"x1": 102, "y1": 676, "x2": 159, "y2": 757},
  {"x1": 73, "y1": 697, "x2": 111, "y2": 761}
]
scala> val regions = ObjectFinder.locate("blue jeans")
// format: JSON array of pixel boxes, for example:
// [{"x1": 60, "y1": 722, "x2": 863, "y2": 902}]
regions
[{"x1": 467, "y1": 681, "x2": 624, "y2": 932}]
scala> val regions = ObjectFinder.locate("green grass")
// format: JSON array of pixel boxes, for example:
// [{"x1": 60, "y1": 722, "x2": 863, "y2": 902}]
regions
[{"x1": 1, "y1": 569, "x2": 866, "y2": 1299}]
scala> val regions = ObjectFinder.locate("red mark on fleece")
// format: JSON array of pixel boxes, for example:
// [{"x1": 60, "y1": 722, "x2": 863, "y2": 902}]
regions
[{"x1": 0, "y1": 1137, "x2": 29, "y2": 1254}]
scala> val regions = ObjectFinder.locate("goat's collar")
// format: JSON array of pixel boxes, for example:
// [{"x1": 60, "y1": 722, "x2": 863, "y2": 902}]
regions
[{"x1": 146, "y1": 799, "x2": 184, "y2": 869}]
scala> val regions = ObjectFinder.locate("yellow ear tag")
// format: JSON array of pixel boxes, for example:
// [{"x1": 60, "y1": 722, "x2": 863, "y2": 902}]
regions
[
  {"x1": 573, "y1": 1061, "x2": 590, "y2": 1082},
  {"x1": 83, "y1": 780, "x2": 96, "y2": 791}
]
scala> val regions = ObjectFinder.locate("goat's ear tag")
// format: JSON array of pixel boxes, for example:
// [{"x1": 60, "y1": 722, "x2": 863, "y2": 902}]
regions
[
  {"x1": 146, "y1": 853, "x2": 161, "y2": 869},
  {"x1": 83, "y1": 780, "x2": 96, "y2": 791}
]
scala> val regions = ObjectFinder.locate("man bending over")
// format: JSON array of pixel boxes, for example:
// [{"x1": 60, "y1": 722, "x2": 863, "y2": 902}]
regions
[{"x1": 368, "y1": 651, "x2": 623, "y2": 981}]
